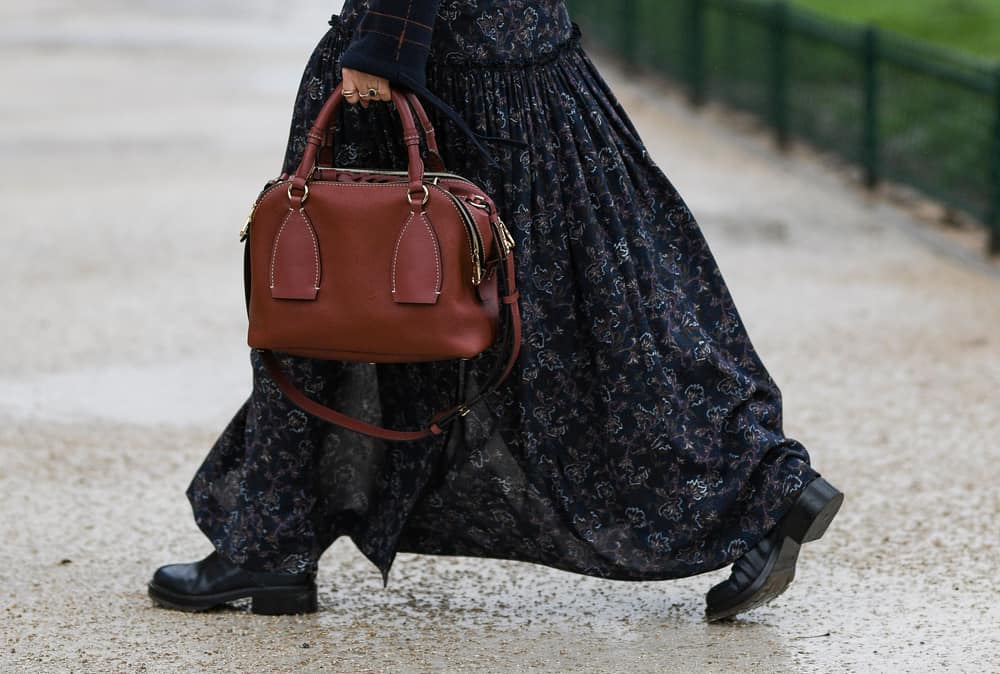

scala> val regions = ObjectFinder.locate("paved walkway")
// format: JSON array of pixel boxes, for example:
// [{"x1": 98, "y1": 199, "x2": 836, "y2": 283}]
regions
[{"x1": 2, "y1": 2, "x2": 997, "y2": 672}]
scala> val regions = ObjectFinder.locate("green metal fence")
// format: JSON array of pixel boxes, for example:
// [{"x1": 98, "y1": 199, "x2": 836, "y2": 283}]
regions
[{"x1": 566, "y1": 0, "x2": 1000, "y2": 254}]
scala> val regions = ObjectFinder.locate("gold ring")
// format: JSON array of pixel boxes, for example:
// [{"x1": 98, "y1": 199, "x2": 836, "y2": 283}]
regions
[
  {"x1": 287, "y1": 182, "x2": 309, "y2": 206},
  {"x1": 406, "y1": 184, "x2": 430, "y2": 209},
  {"x1": 367, "y1": 87, "x2": 378, "y2": 98},
  {"x1": 342, "y1": 89, "x2": 356, "y2": 96}
]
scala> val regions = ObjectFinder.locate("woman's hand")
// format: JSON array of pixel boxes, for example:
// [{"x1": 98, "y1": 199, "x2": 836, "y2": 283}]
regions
[{"x1": 341, "y1": 67, "x2": 391, "y2": 108}]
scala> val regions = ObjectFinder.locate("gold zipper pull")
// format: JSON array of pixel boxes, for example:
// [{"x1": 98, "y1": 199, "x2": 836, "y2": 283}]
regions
[
  {"x1": 239, "y1": 213, "x2": 252, "y2": 241},
  {"x1": 495, "y1": 217, "x2": 515, "y2": 254},
  {"x1": 472, "y1": 256, "x2": 482, "y2": 286}
]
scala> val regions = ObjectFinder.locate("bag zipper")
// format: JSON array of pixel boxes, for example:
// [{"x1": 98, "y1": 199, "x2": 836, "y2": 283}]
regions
[
  {"x1": 241, "y1": 170, "x2": 494, "y2": 288},
  {"x1": 325, "y1": 166, "x2": 473, "y2": 183},
  {"x1": 428, "y1": 184, "x2": 485, "y2": 286},
  {"x1": 239, "y1": 177, "x2": 284, "y2": 241}
]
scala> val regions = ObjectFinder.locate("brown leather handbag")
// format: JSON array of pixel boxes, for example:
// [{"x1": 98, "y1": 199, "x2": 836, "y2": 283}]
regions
[{"x1": 241, "y1": 83, "x2": 521, "y2": 441}]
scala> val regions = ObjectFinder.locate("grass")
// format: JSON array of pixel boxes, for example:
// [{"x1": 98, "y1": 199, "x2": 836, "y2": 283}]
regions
[
  {"x1": 788, "y1": 0, "x2": 1000, "y2": 60},
  {"x1": 568, "y1": 0, "x2": 1000, "y2": 225}
]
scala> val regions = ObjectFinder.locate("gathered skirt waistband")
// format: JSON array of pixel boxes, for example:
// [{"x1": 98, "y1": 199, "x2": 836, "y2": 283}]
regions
[{"x1": 329, "y1": 11, "x2": 583, "y2": 69}]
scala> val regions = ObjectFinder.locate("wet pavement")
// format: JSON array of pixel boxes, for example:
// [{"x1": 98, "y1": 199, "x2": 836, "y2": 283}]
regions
[{"x1": 1, "y1": 2, "x2": 998, "y2": 672}]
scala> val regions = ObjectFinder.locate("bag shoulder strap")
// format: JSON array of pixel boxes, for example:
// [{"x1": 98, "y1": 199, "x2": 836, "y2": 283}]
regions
[{"x1": 252, "y1": 251, "x2": 520, "y2": 442}]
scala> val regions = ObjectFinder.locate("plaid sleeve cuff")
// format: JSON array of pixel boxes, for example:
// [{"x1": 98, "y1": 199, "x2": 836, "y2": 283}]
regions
[{"x1": 340, "y1": 0, "x2": 441, "y2": 88}]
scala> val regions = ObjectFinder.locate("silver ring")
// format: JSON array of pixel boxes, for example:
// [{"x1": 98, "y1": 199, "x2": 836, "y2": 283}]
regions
[{"x1": 367, "y1": 86, "x2": 378, "y2": 98}]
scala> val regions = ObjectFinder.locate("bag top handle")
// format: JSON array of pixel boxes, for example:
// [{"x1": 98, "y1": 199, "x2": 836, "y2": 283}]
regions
[
  {"x1": 292, "y1": 83, "x2": 439, "y2": 203},
  {"x1": 403, "y1": 92, "x2": 447, "y2": 173}
]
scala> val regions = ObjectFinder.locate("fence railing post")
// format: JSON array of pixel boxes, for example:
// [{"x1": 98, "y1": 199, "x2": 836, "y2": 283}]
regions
[
  {"x1": 621, "y1": 0, "x2": 638, "y2": 67},
  {"x1": 989, "y1": 67, "x2": 1000, "y2": 255},
  {"x1": 687, "y1": 0, "x2": 706, "y2": 106},
  {"x1": 862, "y1": 26, "x2": 881, "y2": 191},
  {"x1": 769, "y1": 1, "x2": 790, "y2": 149},
  {"x1": 722, "y1": 6, "x2": 738, "y2": 80}
]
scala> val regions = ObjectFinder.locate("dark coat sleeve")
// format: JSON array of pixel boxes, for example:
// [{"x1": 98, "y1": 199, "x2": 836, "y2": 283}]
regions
[
  {"x1": 339, "y1": 0, "x2": 525, "y2": 168},
  {"x1": 340, "y1": 0, "x2": 442, "y2": 91}
]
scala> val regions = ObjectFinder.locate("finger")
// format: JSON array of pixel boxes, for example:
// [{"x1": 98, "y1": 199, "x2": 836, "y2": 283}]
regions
[
  {"x1": 359, "y1": 79, "x2": 389, "y2": 103},
  {"x1": 358, "y1": 83, "x2": 377, "y2": 109},
  {"x1": 341, "y1": 72, "x2": 360, "y2": 105}
]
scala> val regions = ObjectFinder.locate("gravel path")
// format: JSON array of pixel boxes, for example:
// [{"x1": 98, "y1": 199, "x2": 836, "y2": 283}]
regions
[{"x1": 2, "y1": 2, "x2": 998, "y2": 672}]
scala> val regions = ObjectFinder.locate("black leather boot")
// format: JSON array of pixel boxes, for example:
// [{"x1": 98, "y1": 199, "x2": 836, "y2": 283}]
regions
[
  {"x1": 705, "y1": 476, "x2": 844, "y2": 622},
  {"x1": 148, "y1": 551, "x2": 318, "y2": 615}
]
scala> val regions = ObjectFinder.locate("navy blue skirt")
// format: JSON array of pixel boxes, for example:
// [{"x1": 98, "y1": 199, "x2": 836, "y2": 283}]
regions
[{"x1": 187, "y1": 0, "x2": 820, "y2": 584}]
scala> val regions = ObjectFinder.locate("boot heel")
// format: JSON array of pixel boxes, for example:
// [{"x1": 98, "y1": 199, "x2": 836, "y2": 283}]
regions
[
  {"x1": 251, "y1": 585, "x2": 318, "y2": 615},
  {"x1": 782, "y1": 477, "x2": 844, "y2": 544}
]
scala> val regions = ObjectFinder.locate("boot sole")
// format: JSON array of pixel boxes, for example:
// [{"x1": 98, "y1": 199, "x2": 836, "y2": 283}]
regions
[
  {"x1": 147, "y1": 580, "x2": 318, "y2": 615},
  {"x1": 705, "y1": 476, "x2": 843, "y2": 622}
]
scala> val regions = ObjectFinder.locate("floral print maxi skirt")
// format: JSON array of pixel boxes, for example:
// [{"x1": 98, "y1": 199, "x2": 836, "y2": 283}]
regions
[{"x1": 186, "y1": 2, "x2": 821, "y2": 583}]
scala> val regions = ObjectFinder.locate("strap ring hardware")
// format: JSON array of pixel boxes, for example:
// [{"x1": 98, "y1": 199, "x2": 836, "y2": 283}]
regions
[
  {"x1": 406, "y1": 184, "x2": 430, "y2": 209},
  {"x1": 287, "y1": 182, "x2": 310, "y2": 206}
]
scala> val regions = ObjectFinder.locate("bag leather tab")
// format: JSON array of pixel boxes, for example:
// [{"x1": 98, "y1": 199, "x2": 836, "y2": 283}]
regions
[
  {"x1": 270, "y1": 208, "x2": 321, "y2": 300},
  {"x1": 391, "y1": 209, "x2": 442, "y2": 304}
]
